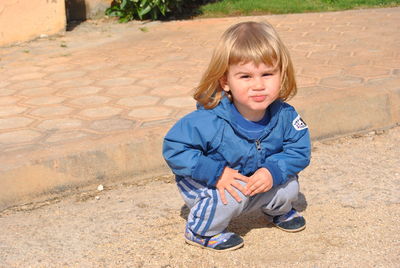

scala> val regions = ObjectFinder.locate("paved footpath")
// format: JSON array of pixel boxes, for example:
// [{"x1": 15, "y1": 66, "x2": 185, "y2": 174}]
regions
[{"x1": 0, "y1": 8, "x2": 399, "y2": 209}]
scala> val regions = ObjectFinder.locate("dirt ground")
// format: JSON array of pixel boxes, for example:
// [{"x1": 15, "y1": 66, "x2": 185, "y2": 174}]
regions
[{"x1": 0, "y1": 127, "x2": 399, "y2": 267}]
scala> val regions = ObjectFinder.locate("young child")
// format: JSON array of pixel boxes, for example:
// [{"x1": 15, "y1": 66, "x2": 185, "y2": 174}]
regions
[{"x1": 163, "y1": 21, "x2": 311, "y2": 251}]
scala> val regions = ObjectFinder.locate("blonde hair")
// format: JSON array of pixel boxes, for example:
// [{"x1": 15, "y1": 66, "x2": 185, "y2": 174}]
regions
[{"x1": 194, "y1": 21, "x2": 297, "y2": 109}]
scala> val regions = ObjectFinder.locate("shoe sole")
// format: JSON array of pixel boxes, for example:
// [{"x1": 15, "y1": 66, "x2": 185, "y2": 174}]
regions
[
  {"x1": 273, "y1": 223, "x2": 306, "y2": 233},
  {"x1": 185, "y1": 238, "x2": 244, "y2": 252}
]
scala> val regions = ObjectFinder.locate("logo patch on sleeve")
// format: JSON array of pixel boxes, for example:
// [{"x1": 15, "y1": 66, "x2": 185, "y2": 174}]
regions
[{"x1": 292, "y1": 115, "x2": 308, "y2": 131}]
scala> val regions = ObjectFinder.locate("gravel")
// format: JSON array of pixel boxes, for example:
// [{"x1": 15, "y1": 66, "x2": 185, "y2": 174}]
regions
[{"x1": 0, "y1": 127, "x2": 399, "y2": 267}]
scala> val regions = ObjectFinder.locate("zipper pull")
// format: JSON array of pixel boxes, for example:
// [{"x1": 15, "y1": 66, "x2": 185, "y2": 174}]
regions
[{"x1": 255, "y1": 140, "x2": 262, "y2": 151}]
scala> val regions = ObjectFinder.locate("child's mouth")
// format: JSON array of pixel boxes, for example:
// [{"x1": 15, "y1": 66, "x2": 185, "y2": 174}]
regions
[{"x1": 251, "y1": 95, "x2": 267, "y2": 102}]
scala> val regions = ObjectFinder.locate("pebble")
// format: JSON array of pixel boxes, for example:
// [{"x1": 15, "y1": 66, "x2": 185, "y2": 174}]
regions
[{"x1": 97, "y1": 185, "x2": 104, "y2": 191}]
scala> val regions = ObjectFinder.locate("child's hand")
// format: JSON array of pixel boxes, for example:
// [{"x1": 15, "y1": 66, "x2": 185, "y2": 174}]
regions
[
  {"x1": 216, "y1": 167, "x2": 249, "y2": 205},
  {"x1": 245, "y1": 168, "x2": 273, "y2": 196}
]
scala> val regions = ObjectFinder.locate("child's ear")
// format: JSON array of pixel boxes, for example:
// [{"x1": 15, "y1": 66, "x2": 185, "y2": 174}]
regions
[{"x1": 219, "y1": 75, "x2": 230, "y2": 92}]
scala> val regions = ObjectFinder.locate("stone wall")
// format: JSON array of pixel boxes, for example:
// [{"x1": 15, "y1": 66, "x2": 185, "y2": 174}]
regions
[
  {"x1": 0, "y1": 0, "x2": 66, "y2": 47},
  {"x1": 66, "y1": 0, "x2": 113, "y2": 20},
  {"x1": 0, "y1": 0, "x2": 113, "y2": 47}
]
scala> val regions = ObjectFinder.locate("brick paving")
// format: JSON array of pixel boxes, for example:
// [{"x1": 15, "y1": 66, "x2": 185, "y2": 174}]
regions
[{"x1": 0, "y1": 7, "x2": 399, "y2": 209}]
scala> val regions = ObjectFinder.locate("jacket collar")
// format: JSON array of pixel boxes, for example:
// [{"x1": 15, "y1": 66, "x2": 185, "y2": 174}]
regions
[{"x1": 197, "y1": 96, "x2": 283, "y2": 140}]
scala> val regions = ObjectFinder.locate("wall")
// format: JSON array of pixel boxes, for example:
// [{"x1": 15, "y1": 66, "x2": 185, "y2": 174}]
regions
[
  {"x1": 67, "y1": 0, "x2": 113, "y2": 20},
  {"x1": 0, "y1": 0, "x2": 66, "y2": 47}
]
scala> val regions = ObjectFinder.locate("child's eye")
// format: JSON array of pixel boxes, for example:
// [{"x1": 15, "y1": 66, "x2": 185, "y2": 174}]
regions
[
  {"x1": 263, "y1": 73, "x2": 273, "y2": 77},
  {"x1": 240, "y1": 75, "x2": 250, "y2": 79}
]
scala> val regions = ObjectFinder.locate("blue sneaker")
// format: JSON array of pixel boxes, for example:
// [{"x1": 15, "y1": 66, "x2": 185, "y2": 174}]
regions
[
  {"x1": 184, "y1": 226, "x2": 244, "y2": 251},
  {"x1": 268, "y1": 209, "x2": 306, "y2": 232}
]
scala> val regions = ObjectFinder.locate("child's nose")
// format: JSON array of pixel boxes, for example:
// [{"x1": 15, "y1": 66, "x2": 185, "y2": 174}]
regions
[{"x1": 252, "y1": 77, "x2": 264, "y2": 90}]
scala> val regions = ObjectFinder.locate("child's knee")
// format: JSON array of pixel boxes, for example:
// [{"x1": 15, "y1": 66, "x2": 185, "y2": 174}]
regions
[
  {"x1": 275, "y1": 179, "x2": 299, "y2": 203},
  {"x1": 262, "y1": 178, "x2": 299, "y2": 213},
  {"x1": 219, "y1": 188, "x2": 249, "y2": 216},
  {"x1": 283, "y1": 177, "x2": 300, "y2": 202},
  {"x1": 224, "y1": 191, "x2": 248, "y2": 207},
  {"x1": 224, "y1": 180, "x2": 248, "y2": 201}
]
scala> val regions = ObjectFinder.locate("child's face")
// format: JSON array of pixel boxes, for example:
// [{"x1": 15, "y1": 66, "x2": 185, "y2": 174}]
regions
[{"x1": 220, "y1": 61, "x2": 281, "y2": 121}]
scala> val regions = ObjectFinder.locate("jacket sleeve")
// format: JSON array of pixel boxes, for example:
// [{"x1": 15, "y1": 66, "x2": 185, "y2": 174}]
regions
[
  {"x1": 262, "y1": 107, "x2": 311, "y2": 186},
  {"x1": 162, "y1": 112, "x2": 226, "y2": 187}
]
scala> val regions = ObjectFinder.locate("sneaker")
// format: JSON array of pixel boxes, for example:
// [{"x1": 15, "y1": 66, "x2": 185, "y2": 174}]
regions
[
  {"x1": 184, "y1": 226, "x2": 244, "y2": 251},
  {"x1": 267, "y1": 209, "x2": 306, "y2": 232}
]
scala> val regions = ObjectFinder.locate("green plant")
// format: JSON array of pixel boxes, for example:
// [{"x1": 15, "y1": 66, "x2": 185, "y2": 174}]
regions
[
  {"x1": 199, "y1": 0, "x2": 400, "y2": 18},
  {"x1": 106, "y1": 0, "x2": 185, "y2": 21}
]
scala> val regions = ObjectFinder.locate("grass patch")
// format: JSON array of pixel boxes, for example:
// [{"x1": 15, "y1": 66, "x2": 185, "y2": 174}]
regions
[{"x1": 199, "y1": 0, "x2": 400, "y2": 17}]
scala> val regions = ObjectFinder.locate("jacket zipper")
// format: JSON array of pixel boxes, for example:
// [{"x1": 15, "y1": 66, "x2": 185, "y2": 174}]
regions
[{"x1": 255, "y1": 140, "x2": 262, "y2": 151}]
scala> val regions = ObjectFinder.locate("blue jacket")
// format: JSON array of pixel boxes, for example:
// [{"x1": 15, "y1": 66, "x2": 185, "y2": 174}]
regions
[{"x1": 163, "y1": 97, "x2": 311, "y2": 187}]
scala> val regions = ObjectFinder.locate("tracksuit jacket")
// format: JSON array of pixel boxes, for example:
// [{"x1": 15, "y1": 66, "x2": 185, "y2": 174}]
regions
[{"x1": 163, "y1": 96, "x2": 311, "y2": 187}]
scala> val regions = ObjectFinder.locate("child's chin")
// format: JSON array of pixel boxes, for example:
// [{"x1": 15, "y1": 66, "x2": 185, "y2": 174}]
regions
[{"x1": 250, "y1": 101, "x2": 271, "y2": 110}]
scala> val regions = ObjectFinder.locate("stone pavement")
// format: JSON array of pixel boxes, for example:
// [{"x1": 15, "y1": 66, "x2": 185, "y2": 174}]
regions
[{"x1": 0, "y1": 7, "x2": 399, "y2": 210}]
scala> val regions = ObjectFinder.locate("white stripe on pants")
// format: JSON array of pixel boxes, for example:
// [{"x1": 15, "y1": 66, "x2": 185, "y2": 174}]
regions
[{"x1": 177, "y1": 176, "x2": 299, "y2": 236}]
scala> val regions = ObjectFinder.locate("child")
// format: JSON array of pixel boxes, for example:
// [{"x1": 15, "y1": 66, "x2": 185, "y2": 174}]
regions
[{"x1": 163, "y1": 21, "x2": 311, "y2": 251}]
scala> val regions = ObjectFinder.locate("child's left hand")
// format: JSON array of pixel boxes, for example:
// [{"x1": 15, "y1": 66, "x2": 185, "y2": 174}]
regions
[{"x1": 245, "y1": 168, "x2": 273, "y2": 196}]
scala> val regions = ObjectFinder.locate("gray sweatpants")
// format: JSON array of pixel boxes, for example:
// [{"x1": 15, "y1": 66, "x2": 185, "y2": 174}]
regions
[{"x1": 177, "y1": 176, "x2": 299, "y2": 237}]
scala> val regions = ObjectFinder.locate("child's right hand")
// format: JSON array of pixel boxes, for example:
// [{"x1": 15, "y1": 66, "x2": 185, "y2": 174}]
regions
[{"x1": 216, "y1": 167, "x2": 250, "y2": 205}]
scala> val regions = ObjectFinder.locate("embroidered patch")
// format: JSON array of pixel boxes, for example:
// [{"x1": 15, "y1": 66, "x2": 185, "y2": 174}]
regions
[{"x1": 292, "y1": 115, "x2": 308, "y2": 131}]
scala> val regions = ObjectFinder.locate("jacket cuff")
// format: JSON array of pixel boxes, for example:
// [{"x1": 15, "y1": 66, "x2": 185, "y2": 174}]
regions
[
  {"x1": 193, "y1": 155, "x2": 226, "y2": 187},
  {"x1": 263, "y1": 161, "x2": 284, "y2": 186}
]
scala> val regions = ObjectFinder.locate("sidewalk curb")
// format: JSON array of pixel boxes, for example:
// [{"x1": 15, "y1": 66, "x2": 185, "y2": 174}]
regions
[
  {"x1": 1, "y1": 85, "x2": 398, "y2": 211},
  {"x1": 0, "y1": 127, "x2": 170, "y2": 211},
  {"x1": 292, "y1": 83, "x2": 400, "y2": 140}
]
